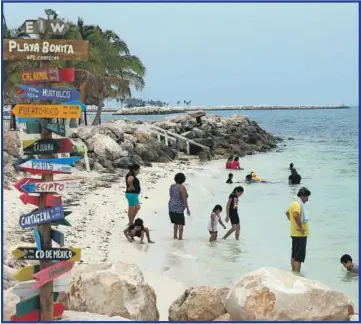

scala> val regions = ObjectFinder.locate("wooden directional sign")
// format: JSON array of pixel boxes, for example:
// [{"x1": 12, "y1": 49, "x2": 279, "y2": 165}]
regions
[
  {"x1": 13, "y1": 264, "x2": 40, "y2": 282},
  {"x1": 4, "y1": 39, "x2": 89, "y2": 61},
  {"x1": 66, "y1": 100, "x2": 87, "y2": 111},
  {"x1": 14, "y1": 177, "x2": 41, "y2": 193},
  {"x1": 19, "y1": 206, "x2": 65, "y2": 229},
  {"x1": 25, "y1": 120, "x2": 67, "y2": 136},
  {"x1": 20, "y1": 68, "x2": 74, "y2": 84},
  {"x1": 12, "y1": 277, "x2": 69, "y2": 299},
  {"x1": 21, "y1": 67, "x2": 59, "y2": 83},
  {"x1": 15, "y1": 295, "x2": 60, "y2": 317},
  {"x1": 13, "y1": 104, "x2": 81, "y2": 119},
  {"x1": 20, "y1": 160, "x2": 76, "y2": 175},
  {"x1": 52, "y1": 230, "x2": 65, "y2": 247},
  {"x1": 20, "y1": 193, "x2": 62, "y2": 207},
  {"x1": 12, "y1": 247, "x2": 81, "y2": 262},
  {"x1": 40, "y1": 119, "x2": 66, "y2": 136},
  {"x1": 21, "y1": 178, "x2": 81, "y2": 194},
  {"x1": 17, "y1": 85, "x2": 80, "y2": 101},
  {"x1": 20, "y1": 18, "x2": 70, "y2": 35},
  {"x1": 22, "y1": 138, "x2": 74, "y2": 155},
  {"x1": 32, "y1": 261, "x2": 75, "y2": 289},
  {"x1": 11, "y1": 302, "x2": 65, "y2": 321},
  {"x1": 33, "y1": 228, "x2": 42, "y2": 250}
]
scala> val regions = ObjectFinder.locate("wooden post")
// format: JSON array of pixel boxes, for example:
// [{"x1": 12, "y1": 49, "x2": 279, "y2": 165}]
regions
[
  {"x1": 165, "y1": 134, "x2": 168, "y2": 146},
  {"x1": 37, "y1": 57, "x2": 54, "y2": 321},
  {"x1": 10, "y1": 108, "x2": 16, "y2": 130}
]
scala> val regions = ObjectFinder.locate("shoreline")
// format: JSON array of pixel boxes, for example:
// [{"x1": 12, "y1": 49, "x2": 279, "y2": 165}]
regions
[
  {"x1": 111, "y1": 104, "x2": 349, "y2": 115},
  {"x1": 3, "y1": 158, "x2": 199, "y2": 320}
]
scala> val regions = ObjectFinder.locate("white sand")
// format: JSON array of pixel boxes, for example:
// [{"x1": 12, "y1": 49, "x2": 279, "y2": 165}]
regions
[{"x1": 3, "y1": 158, "x2": 199, "y2": 320}]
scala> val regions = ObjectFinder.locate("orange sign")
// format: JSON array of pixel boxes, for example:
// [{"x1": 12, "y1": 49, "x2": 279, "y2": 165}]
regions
[
  {"x1": 12, "y1": 104, "x2": 81, "y2": 119},
  {"x1": 21, "y1": 68, "x2": 59, "y2": 83}
]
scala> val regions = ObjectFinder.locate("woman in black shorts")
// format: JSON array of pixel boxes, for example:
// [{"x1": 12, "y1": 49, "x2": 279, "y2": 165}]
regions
[{"x1": 223, "y1": 186, "x2": 244, "y2": 240}]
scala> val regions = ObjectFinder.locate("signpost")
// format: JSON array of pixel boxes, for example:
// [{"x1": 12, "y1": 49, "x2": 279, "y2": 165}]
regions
[
  {"x1": 32, "y1": 261, "x2": 75, "y2": 289},
  {"x1": 4, "y1": 39, "x2": 89, "y2": 61},
  {"x1": 8, "y1": 14, "x2": 88, "y2": 321},
  {"x1": 20, "y1": 18, "x2": 70, "y2": 35},
  {"x1": 19, "y1": 193, "x2": 62, "y2": 207},
  {"x1": 12, "y1": 104, "x2": 81, "y2": 119},
  {"x1": 20, "y1": 68, "x2": 74, "y2": 84},
  {"x1": 21, "y1": 178, "x2": 81, "y2": 194},
  {"x1": 11, "y1": 302, "x2": 65, "y2": 321},
  {"x1": 12, "y1": 247, "x2": 81, "y2": 261},
  {"x1": 19, "y1": 206, "x2": 65, "y2": 229},
  {"x1": 17, "y1": 85, "x2": 80, "y2": 101},
  {"x1": 22, "y1": 138, "x2": 75, "y2": 155},
  {"x1": 12, "y1": 277, "x2": 70, "y2": 299},
  {"x1": 19, "y1": 161, "x2": 76, "y2": 175}
]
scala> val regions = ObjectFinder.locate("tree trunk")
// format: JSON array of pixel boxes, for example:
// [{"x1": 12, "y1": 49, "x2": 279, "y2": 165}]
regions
[{"x1": 91, "y1": 101, "x2": 104, "y2": 126}]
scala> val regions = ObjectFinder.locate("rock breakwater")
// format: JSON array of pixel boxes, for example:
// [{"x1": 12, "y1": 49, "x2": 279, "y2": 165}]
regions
[{"x1": 113, "y1": 104, "x2": 349, "y2": 115}]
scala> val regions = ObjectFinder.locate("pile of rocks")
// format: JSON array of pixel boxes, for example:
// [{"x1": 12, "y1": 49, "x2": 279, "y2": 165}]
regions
[
  {"x1": 152, "y1": 112, "x2": 278, "y2": 159},
  {"x1": 3, "y1": 263, "x2": 355, "y2": 321},
  {"x1": 3, "y1": 113, "x2": 279, "y2": 177}
]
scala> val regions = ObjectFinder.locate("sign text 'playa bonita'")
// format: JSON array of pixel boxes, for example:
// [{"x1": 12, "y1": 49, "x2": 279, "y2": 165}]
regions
[{"x1": 4, "y1": 39, "x2": 89, "y2": 61}]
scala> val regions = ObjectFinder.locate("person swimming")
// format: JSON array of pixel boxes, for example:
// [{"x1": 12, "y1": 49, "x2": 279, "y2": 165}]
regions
[
  {"x1": 226, "y1": 155, "x2": 233, "y2": 169},
  {"x1": 290, "y1": 163, "x2": 294, "y2": 170},
  {"x1": 246, "y1": 172, "x2": 267, "y2": 183},
  {"x1": 231, "y1": 156, "x2": 244, "y2": 170},
  {"x1": 226, "y1": 173, "x2": 233, "y2": 184}
]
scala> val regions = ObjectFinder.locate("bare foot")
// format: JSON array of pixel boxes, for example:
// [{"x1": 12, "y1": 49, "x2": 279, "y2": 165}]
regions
[
  {"x1": 140, "y1": 241, "x2": 145, "y2": 244},
  {"x1": 148, "y1": 240, "x2": 155, "y2": 243},
  {"x1": 173, "y1": 236, "x2": 178, "y2": 239}
]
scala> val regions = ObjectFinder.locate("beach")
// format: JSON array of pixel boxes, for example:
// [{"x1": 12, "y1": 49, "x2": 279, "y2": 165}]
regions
[{"x1": 3, "y1": 107, "x2": 358, "y2": 320}]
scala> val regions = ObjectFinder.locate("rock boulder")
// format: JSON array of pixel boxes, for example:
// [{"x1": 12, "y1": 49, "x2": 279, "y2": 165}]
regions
[
  {"x1": 66, "y1": 262, "x2": 159, "y2": 320},
  {"x1": 225, "y1": 267, "x2": 350, "y2": 321},
  {"x1": 169, "y1": 286, "x2": 229, "y2": 321}
]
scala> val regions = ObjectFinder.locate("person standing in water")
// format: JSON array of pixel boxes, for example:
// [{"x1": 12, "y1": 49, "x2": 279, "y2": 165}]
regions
[
  {"x1": 231, "y1": 156, "x2": 244, "y2": 170},
  {"x1": 289, "y1": 168, "x2": 301, "y2": 185},
  {"x1": 168, "y1": 173, "x2": 190, "y2": 240},
  {"x1": 285, "y1": 187, "x2": 311, "y2": 272},
  {"x1": 125, "y1": 164, "x2": 141, "y2": 226},
  {"x1": 208, "y1": 205, "x2": 226, "y2": 242},
  {"x1": 223, "y1": 186, "x2": 244, "y2": 240}
]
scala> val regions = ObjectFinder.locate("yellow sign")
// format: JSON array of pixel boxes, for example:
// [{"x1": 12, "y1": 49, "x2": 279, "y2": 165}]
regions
[
  {"x1": 12, "y1": 104, "x2": 81, "y2": 118},
  {"x1": 12, "y1": 247, "x2": 82, "y2": 262},
  {"x1": 13, "y1": 265, "x2": 38, "y2": 282}
]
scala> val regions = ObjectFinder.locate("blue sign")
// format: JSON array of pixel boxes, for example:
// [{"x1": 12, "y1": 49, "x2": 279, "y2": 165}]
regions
[
  {"x1": 17, "y1": 118, "x2": 39, "y2": 123},
  {"x1": 26, "y1": 157, "x2": 81, "y2": 166},
  {"x1": 19, "y1": 206, "x2": 65, "y2": 229},
  {"x1": 17, "y1": 85, "x2": 80, "y2": 102},
  {"x1": 33, "y1": 228, "x2": 42, "y2": 250}
]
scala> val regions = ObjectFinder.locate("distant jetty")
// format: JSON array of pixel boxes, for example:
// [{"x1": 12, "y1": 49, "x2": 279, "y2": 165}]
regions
[{"x1": 112, "y1": 104, "x2": 349, "y2": 115}]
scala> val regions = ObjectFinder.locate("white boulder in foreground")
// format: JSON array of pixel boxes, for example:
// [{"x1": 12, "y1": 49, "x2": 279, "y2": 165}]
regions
[
  {"x1": 62, "y1": 311, "x2": 130, "y2": 321},
  {"x1": 168, "y1": 286, "x2": 229, "y2": 320},
  {"x1": 225, "y1": 267, "x2": 350, "y2": 321},
  {"x1": 66, "y1": 262, "x2": 159, "y2": 320}
]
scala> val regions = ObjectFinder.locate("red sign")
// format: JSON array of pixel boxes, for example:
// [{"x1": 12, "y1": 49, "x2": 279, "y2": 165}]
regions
[
  {"x1": 20, "y1": 68, "x2": 74, "y2": 84},
  {"x1": 10, "y1": 302, "x2": 65, "y2": 321},
  {"x1": 32, "y1": 261, "x2": 74, "y2": 289},
  {"x1": 20, "y1": 193, "x2": 62, "y2": 207}
]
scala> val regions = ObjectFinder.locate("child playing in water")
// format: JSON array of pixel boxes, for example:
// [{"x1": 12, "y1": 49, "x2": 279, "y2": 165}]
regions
[
  {"x1": 123, "y1": 218, "x2": 155, "y2": 244},
  {"x1": 207, "y1": 205, "x2": 226, "y2": 242},
  {"x1": 340, "y1": 254, "x2": 359, "y2": 274}
]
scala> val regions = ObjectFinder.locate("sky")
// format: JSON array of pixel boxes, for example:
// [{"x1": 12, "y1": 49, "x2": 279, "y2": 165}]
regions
[{"x1": 3, "y1": 2, "x2": 359, "y2": 106}]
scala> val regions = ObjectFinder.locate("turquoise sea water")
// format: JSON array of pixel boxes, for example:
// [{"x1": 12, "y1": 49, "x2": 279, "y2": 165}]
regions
[{"x1": 100, "y1": 108, "x2": 359, "y2": 304}]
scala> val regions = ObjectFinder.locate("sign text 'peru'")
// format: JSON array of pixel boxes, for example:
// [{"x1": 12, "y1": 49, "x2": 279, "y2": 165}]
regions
[
  {"x1": 4, "y1": 39, "x2": 89, "y2": 61},
  {"x1": 19, "y1": 206, "x2": 65, "y2": 229},
  {"x1": 17, "y1": 85, "x2": 80, "y2": 101}
]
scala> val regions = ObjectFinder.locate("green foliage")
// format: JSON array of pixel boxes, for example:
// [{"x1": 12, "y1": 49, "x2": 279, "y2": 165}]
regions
[{"x1": 3, "y1": 12, "x2": 146, "y2": 125}]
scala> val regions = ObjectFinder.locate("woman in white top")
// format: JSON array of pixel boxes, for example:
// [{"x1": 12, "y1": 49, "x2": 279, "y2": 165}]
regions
[{"x1": 208, "y1": 205, "x2": 226, "y2": 242}]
